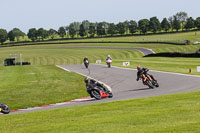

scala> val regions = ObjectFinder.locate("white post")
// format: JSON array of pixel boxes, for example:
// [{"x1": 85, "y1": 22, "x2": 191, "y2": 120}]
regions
[{"x1": 20, "y1": 53, "x2": 22, "y2": 65}]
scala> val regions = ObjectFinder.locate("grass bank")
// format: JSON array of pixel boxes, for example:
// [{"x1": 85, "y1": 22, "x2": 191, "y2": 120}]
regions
[
  {"x1": 1, "y1": 90, "x2": 200, "y2": 133},
  {"x1": 0, "y1": 44, "x2": 199, "y2": 110},
  {"x1": 0, "y1": 65, "x2": 87, "y2": 110},
  {"x1": 4, "y1": 30, "x2": 200, "y2": 46}
]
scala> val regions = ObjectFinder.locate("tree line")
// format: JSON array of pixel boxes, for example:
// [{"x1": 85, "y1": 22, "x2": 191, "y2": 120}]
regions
[{"x1": 0, "y1": 11, "x2": 200, "y2": 44}]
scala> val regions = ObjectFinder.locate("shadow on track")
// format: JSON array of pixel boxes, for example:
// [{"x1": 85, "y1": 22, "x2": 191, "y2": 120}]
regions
[{"x1": 128, "y1": 87, "x2": 153, "y2": 92}]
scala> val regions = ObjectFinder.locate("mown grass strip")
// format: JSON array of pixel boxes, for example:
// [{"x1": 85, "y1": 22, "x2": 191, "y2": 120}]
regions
[{"x1": 1, "y1": 91, "x2": 200, "y2": 133}]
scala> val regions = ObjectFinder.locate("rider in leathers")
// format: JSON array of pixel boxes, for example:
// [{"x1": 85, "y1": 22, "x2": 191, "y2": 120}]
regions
[
  {"x1": 83, "y1": 56, "x2": 89, "y2": 68},
  {"x1": 106, "y1": 55, "x2": 112, "y2": 61},
  {"x1": 85, "y1": 77, "x2": 109, "y2": 94},
  {"x1": 136, "y1": 66, "x2": 156, "y2": 82}
]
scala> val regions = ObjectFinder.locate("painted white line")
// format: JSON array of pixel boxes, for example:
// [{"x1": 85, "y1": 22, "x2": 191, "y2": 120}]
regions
[
  {"x1": 56, "y1": 65, "x2": 113, "y2": 92},
  {"x1": 147, "y1": 48, "x2": 155, "y2": 54},
  {"x1": 56, "y1": 65, "x2": 71, "y2": 72},
  {"x1": 53, "y1": 102, "x2": 69, "y2": 106},
  {"x1": 72, "y1": 98, "x2": 93, "y2": 102}
]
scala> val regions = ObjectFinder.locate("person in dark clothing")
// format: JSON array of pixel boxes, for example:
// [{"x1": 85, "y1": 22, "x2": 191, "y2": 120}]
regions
[
  {"x1": 84, "y1": 77, "x2": 109, "y2": 94},
  {"x1": 136, "y1": 66, "x2": 156, "y2": 81},
  {"x1": 83, "y1": 56, "x2": 89, "y2": 68}
]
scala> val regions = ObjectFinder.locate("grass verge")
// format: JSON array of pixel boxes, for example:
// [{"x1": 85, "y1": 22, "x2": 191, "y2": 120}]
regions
[
  {"x1": 1, "y1": 90, "x2": 200, "y2": 133},
  {"x1": 0, "y1": 65, "x2": 87, "y2": 110}
]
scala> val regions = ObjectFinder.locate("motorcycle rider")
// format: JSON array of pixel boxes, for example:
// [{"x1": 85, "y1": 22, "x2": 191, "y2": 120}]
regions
[
  {"x1": 84, "y1": 77, "x2": 109, "y2": 94},
  {"x1": 136, "y1": 66, "x2": 156, "y2": 82},
  {"x1": 106, "y1": 55, "x2": 112, "y2": 61},
  {"x1": 83, "y1": 56, "x2": 89, "y2": 68}
]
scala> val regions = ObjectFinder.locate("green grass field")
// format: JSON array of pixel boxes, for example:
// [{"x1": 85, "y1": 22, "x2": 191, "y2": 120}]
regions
[
  {"x1": 0, "y1": 32, "x2": 200, "y2": 132},
  {"x1": 61, "y1": 30, "x2": 200, "y2": 44},
  {"x1": 4, "y1": 30, "x2": 200, "y2": 46},
  {"x1": 0, "y1": 65, "x2": 87, "y2": 110},
  {"x1": 0, "y1": 43, "x2": 200, "y2": 110},
  {"x1": 1, "y1": 91, "x2": 200, "y2": 133}
]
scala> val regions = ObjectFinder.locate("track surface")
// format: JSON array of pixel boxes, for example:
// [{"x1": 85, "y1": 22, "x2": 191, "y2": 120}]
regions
[
  {"x1": 47, "y1": 46, "x2": 155, "y2": 56},
  {"x1": 9, "y1": 64, "x2": 200, "y2": 115},
  {"x1": 60, "y1": 64, "x2": 200, "y2": 101}
]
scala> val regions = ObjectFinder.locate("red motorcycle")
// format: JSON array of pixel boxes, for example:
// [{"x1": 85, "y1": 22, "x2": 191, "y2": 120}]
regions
[{"x1": 84, "y1": 77, "x2": 113, "y2": 100}]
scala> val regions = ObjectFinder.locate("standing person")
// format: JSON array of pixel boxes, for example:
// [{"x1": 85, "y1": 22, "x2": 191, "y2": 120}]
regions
[{"x1": 83, "y1": 56, "x2": 89, "y2": 68}]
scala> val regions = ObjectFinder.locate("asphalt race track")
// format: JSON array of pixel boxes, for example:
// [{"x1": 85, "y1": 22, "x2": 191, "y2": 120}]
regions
[
  {"x1": 47, "y1": 46, "x2": 155, "y2": 56},
  {"x1": 60, "y1": 64, "x2": 200, "y2": 102},
  {"x1": 7, "y1": 45, "x2": 200, "y2": 115},
  {"x1": 9, "y1": 63, "x2": 200, "y2": 115}
]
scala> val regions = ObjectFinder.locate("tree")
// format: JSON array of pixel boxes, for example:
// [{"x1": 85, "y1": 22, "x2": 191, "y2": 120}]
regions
[
  {"x1": 58, "y1": 27, "x2": 66, "y2": 38},
  {"x1": 138, "y1": 19, "x2": 149, "y2": 34},
  {"x1": 48, "y1": 29, "x2": 57, "y2": 39},
  {"x1": 123, "y1": 20, "x2": 129, "y2": 34},
  {"x1": 96, "y1": 22, "x2": 106, "y2": 37},
  {"x1": 116, "y1": 22, "x2": 125, "y2": 35},
  {"x1": 8, "y1": 28, "x2": 25, "y2": 42},
  {"x1": 82, "y1": 20, "x2": 90, "y2": 37},
  {"x1": 149, "y1": 17, "x2": 161, "y2": 33},
  {"x1": 129, "y1": 20, "x2": 137, "y2": 35},
  {"x1": 79, "y1": 24, "x2": 86, "y2": 37},
  {"x1": 195, "y1": 17, "x2": 200, "y2": 29},
  {"x1": 168, "y1": 16, "x2": 174, "y2": 31},
  {"x1": 88, "y1": 23, "x2": 96, "y2": 37},
  {"x1": 68, "y1": 23, "x2": 78, "y2": 38},
  {"x1": 107, "y1": 23, "x2": 117, "y2": 36},
  {"x1": 176, "y1": 11, "x2": 188, "y2": 30},
  {"x1": 161, "y1": 18, "x2": 170, "y2": 32},
  {"x1": 8, "y1": 30, "x2": 15, "y2": 41},
  {"x1": 184, "y1": 17, "x2": 195, "y2": 30},
  {"x1": 173, "y1": 16, "x2": 181, "y2": 31},
  {"x1": 37, "y1": 28, "x2": 48, "y2": 40},
  {"x1": 0, "y1": 29, "x2": 8, "y2": 44},
  {"x1": 27, "y1": 28, "x2": 37, "y2": 41},
  {"x1": 68, "y1": 22, "x2": 81, "y2": 38}
]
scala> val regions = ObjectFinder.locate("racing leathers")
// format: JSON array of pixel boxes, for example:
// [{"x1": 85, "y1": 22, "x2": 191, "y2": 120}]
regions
[{"x1": 136, "y1": 68, "x2": 155, "y2": 81}]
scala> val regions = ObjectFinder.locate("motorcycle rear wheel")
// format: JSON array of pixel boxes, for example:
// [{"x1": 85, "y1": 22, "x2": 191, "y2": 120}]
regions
[{"x1": 0, "y1": 104, "x2": 10, "y2": 114}]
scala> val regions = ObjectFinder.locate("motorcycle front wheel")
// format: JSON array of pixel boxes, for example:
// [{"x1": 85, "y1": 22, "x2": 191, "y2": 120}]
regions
[
  {"x1": 91, "y1": 90, "x2": 101, "y2": 100},
  {"x1": 108, "y1": 92, "x2": 113, "y2": 98},
  {"x1": 146, "y1": 80, "x2": 154, "y2": 89}
]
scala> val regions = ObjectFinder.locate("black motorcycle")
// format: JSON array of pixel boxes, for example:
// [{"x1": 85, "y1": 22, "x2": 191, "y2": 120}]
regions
[
  {"x1": 84, "y1": 60, "x2": 89, "y2": 68},
  {"x1": 85, "y1": 77, "x2": 113, "y2": 100},
  {"x1": 139, "y1": 73, "x2": 159, "y2": 89},
  {"x1": 0, "y1": 103, "x2": 10, "y2": 114}
]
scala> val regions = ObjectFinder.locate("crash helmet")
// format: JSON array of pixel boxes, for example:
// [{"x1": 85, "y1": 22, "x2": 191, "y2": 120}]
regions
[
  {"x1": 84, "y1": 77, "x2": 89, "y2": 83},
  {"x1": 137, "y1": 66, "x2": 142, "y2": 71},
  {"x1": 84, "y1": 77, "x2": 90, "y2": 83}
]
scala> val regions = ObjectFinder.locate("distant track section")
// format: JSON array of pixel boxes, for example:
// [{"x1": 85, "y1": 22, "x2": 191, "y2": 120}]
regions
[{"x1": 48, "y1": 46, "x2": 155, "y2": 56}]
